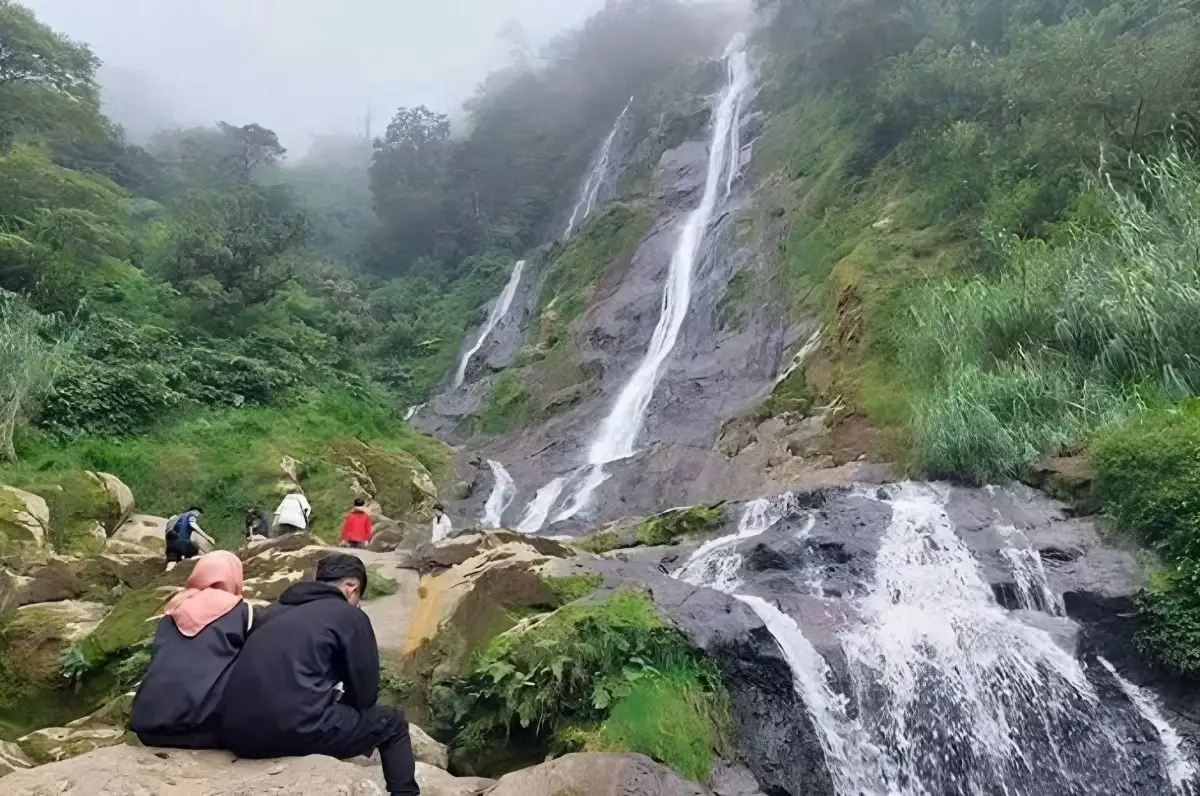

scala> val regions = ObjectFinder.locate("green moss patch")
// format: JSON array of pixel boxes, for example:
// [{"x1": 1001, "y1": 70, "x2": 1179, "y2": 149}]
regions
[
  {"x1": 77, "y1": 585, "x2": 170, "y2": 665},
  {"x1": 431, "y1": 588, "x2": 728, "y2": 780},
  {"x1": 636, "y1": 505, "x2": 725, "y2": 547},
  {"x1": 365, "y1": 566, "x2": 400, "y2": 601},
  {"x1": 541, "y1": 573, "x2": 603, "y2": 605},
  {"x1": 475, "y1": 371, "x2": 534, "y2": 436}
]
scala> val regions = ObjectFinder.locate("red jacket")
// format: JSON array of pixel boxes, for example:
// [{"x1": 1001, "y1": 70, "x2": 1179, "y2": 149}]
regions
[{"x1": 340, "y1": 508, "x2": 372, "y2": 543}]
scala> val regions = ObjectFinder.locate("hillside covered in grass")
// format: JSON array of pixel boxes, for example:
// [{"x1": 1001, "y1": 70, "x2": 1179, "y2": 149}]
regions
[{"x1": 750, "y1": 0, "x2": 1200, "y2": 673}]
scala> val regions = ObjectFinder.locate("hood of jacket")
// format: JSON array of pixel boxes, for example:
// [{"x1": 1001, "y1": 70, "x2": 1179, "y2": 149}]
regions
[{"x1": 278, "y1": 581, "x2": 348, "y2": 607}]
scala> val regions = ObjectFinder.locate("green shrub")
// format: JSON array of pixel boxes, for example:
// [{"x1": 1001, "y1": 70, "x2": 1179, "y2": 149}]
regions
[
  {"x1": 1133, "y1": 567, "x2": 1200, "y2": 677},
  {"x1": 576, "y1": 531, "x2": 621, "y2": 554},
  {"x1": 430, "y1": 589, "x2": 728, "y2": 779},
  {"x1": 757, "y1": 366, "x2": 816, "y2": 421},
  {"x1": 636, "y1": 505, "x2": 724, "y2": 547}
]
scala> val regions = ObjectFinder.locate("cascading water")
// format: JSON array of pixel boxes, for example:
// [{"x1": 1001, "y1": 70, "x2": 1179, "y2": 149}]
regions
[
  {"x1": 564, "y1": 96, "x2": 634, "y2": 239},
  {"x1": 1099, "y1": 657, "x2": 1197, "y2": 795},
  {"x1": 515, "y1": 477, "x2": 567, "y2": 533},
  {"x1": 482, "y1": 460, "x2": 516, "y2": 529},
  {"x1": 1001, "y1": 544, "x2": 1064, "y2": 616},
  {"x1": 452, "y1": 259, "x2": 527, "y2": 388},
  {"x1": 676, "y1": 493, "x2": 807, "y2": 591},
  {"x1": 529, "y1": 38, "x2": 751, "y2": 528},
  {"x1": 676, "y1": 484, "x2": 1191, "y2": 796}
]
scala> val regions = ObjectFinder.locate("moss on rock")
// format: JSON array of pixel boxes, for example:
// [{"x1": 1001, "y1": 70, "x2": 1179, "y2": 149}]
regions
[
  {"x1": 77, "y1": 585, "x2": 171, "y2": 665},
  {"x1": 636, "y1": 505, "x2": 725, "y2": 547},
  {"x1": 0, "y1": 486, "x2": 48, "y2": 557}
]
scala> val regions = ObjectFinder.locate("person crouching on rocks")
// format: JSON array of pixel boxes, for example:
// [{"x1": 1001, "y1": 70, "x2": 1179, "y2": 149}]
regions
[
  {"x1": 340, "y1": 497, "x2": 373, "y2": 550},
  {"x1": 219, "y1": 553, "x2": 420, "y2": 796},
  {"x1": 272, "y1": 489, "x2": 311, "y2": 537},
  {"x1": 130, "y1": 551, "x2": 256, "y2": 749}
]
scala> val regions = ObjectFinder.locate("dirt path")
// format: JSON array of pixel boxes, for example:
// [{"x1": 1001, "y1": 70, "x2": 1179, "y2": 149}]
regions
[{"x1": 335, "y1": 548, "x2": 422, "y2": 654}]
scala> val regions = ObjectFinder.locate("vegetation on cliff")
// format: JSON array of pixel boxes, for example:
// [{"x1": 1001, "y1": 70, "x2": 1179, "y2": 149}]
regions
[{"x1": 753, "y1": 0, "x2": 1200, "y2": 670}]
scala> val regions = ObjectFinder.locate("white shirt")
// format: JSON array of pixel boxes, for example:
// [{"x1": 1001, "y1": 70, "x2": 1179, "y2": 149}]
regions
[
  {"x1": 275, "y1": 493, "x2": 311, "y2": 529},
  {"x1": 432, "y1": 513, "x2": 453, "y2": 542}
]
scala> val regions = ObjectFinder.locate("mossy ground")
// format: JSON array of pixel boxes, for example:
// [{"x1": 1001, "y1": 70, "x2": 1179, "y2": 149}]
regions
[
  {"x1": 541, "y1": 573, "x2": 603, "y2": 605},
  {"x1": 636, "y1": 505, "x2": 724, "y2": 547},
  {"x1": 1, "y1": 391, "x2": 449, "y2": 547}
]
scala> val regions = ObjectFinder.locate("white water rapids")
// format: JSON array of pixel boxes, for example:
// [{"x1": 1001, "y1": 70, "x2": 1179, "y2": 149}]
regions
[
  {"x1": 674, "y1": 483, "x2": 1196, "y2": 796},
  {"x1": 564, "y1": 96, "x2": 634, "y2": 239},
  {"x1": 452, "y1": 259, "x2": 526, "y2": 389}
]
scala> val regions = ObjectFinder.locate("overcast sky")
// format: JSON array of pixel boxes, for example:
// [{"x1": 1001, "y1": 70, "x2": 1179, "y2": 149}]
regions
[{"x1": 23, "y1": 0, "x2": 608, "y2": 150}]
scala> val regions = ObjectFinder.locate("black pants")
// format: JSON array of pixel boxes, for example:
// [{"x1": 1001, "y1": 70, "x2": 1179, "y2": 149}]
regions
[
  {"x1": 165, "y1": 538, "x2": 200, "y2": 563},
  {"x1": 231, "y1": 704, "x2": 418, "y2": 796}
]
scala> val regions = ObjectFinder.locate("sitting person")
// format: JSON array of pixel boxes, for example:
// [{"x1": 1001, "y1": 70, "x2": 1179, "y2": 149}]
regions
[
  {"x1": 164, "y1": 506, "x2": 216, "y2": 565},
  {"x1": 245, "y1": 507, "x2": 269, "y2": 541},
  {"x1": 339, "y1": 498, "x2": 373, "y2": 549},
  {"x1": 220, "y1": 554, "x2": 419, "y2": 796},
  {"x1": 130, "y1": 551, "x2": 254, "y2": 749}
]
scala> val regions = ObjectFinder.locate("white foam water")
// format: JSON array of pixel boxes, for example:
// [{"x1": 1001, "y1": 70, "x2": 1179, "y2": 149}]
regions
[
  {"x1": 538, "y1": 39, "x2": 752, "y2": 526},
  {"x1": 676, "y1": 493, "x2": 808, "y2": 591},
  {"x1": 1002, "y1": 545, "x2": 1065, "y2": 616},
  {"x1": 515, "y1": 477, "x2": 567, "y2": 533},
  {"x1": 481, "y1": 460, "x2": 516, "y2": 529},
  {"x1": 453, "y1": 259, "x2": 526, "y2": 388},
  {"x1": 564, "y1": 96, "x2": 635, "y2": 239},
  {"x1": 404, "y1": 403, "x2": 424, "y2": 422},
  {"x1": 1099, "y1": 657, "x2": 1197, "y2": 795}
]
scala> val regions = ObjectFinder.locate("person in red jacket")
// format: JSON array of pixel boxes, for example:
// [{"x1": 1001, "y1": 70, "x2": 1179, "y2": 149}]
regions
[{"x1": 339, "y1": 498, "x2": 373, "y2": 549}]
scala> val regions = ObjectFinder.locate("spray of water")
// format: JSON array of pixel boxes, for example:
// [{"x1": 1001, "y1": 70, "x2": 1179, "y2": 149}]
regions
[
  {"x1": 482, "y1": 460, "x2": 516, "y2": 529},
  {"x1": 565, "y1": 97, "x2": 635, "y2": 239},
  {"x1": 453, "y1": 259, "x2": 527, "y2": 388},
  {"x1": 676, "y1": 493, "x2": 808, "y2": 591},
  {"x1": 1099, "y1": 657, "x2": 1197, "y2": 795}
]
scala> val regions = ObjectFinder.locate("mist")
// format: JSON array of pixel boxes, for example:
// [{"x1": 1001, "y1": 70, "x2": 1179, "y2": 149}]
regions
[{"x1": 21, "y1": 0, "x2": 611, "y2": 150}]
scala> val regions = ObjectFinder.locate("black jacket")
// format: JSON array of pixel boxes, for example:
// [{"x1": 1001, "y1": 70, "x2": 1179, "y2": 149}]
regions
[
  {"x1": 219, "y1": 581, "x2": 380, "y2": 756},
  {"x1": 130, "y1": 601, "x2": 253, "y2": 749}
]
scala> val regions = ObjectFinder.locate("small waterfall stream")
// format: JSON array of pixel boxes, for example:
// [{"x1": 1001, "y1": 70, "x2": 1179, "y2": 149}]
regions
[
  {"x1": 675, "y1": 483, "x2": 1196, "y2": 796},
  {"x1": 453, "y1": 259, "x2": 526, "y2": 388},
  {"x1": 564, "y1": 96, "x2": 634, "y2": 239},
  {"x1": 482, "y1": 460, "x2": 516, "y2": 529}
]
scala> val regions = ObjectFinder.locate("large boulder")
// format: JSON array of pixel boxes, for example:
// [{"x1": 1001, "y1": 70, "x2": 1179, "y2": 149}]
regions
[
  {"x1": 15, "y1": 551, "x2": 164, "y2": 606},
  {"x1": 0, "y1": 741, "x2": 33, "y2": 777},
  {"x1": 87, "y1": 472, "x2": 135, "y2": 536},
  {"x1": 16, "y1": 724, "x2": 126, "y2": 765},
  {"x1": 0, "y1": 601, "x2": 109, "y2": 713},
  {"x1": 111, "y1": 514, "x2": 168, "y2": 551},
  {"x1": 329, "y1": 437, "x2": 440, "y2": 524},
  {"x1": 0, "y1": 745, "x2": 388, "y2": 794},
  {"x1": 487, "y1": 752, "x2": 712, "y2": 796},
  {"x1": 416, "y1": 761, "x2": 495, "y2": 795},
  {"x1": 0, "y1": 485, "x2": 49, "y2": 554},
  {"x1": 409, "y1": 723, "x2": 450, "y2": 769}
]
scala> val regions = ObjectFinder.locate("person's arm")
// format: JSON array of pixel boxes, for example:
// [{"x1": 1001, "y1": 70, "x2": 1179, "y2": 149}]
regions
[
  {"x1": 192, "y1": 522, "x2": 216, "y2": 545},
  {"x1": 337, "y1": 610, "x2": 380, "y2": 710},
  {"x1": 301, "y1": 495, "x2": 312, "y2": 520}
]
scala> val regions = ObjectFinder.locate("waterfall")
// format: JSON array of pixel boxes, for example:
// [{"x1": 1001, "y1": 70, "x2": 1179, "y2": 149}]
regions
[
  {"x1": 675, "y1": 485, "x2": 1185, "y2": 796},
  {"x1": 1098, "y1": 657, "x2": 1197, "y2": 795},
  {"x1": 538, "y1": 39, "x2": 751, "y2": 526},
  {"x1": 564, "y1": 96, "x2": 634, "y2": 239},
  {"x1": 404, "y1": 403, "x2": 424, "y2": 422},
  {"x1": 453, "y1": 259, "x2": 527, "y2": 388},
  {"x1": 482, "y1": 460, "x2": 516, "y2": 529},
  {"x1": 515, "y1": 477, "x2": 567, "y2": 533},
  {"x1": 676, "y1": 493, "x2": 807, "y2": 591},
  {"x1": 1001, "y1": 544, "x2": 1064, "y2": 616}
]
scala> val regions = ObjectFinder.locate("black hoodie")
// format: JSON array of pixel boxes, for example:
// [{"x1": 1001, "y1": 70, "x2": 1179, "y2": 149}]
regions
[{"x1": 219, "y1": 581, "x2": 380, "y2": 755}]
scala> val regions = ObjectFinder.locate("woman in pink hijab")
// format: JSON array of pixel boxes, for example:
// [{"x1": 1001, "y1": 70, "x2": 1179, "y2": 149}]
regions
[{"x1": 131, "y1": 551, "x2": 257, "y2": 749}]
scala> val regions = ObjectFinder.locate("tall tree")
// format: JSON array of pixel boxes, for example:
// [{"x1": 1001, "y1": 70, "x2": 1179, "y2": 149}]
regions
[{"x1": 217, "y1": 121, "x2": 287, "y2": 181}]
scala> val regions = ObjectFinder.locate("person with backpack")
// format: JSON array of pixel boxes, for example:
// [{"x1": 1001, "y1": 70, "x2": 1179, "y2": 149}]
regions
[
  {"x1": 220, "y1": 554, "x2": 419, "y2": 796},
  {"x1": 272, "y1": 490, "x2": 311, "y2": 536},
  {"x1": 165, "y1": 507, "x2": 215, "y2": 565},
  {"x1": 339, "y1": 498, "x2": 373, "y2": 550},
  {"x1": 130, "y1": 551, "x2": 256, "y2": 749}
]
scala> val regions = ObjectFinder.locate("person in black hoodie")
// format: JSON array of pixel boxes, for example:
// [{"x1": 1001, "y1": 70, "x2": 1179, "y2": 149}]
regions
[
  {"x1": 220, "y1": 553, "x2": 419, "y2": 796},
  {"x1": 131, "y1": 551, "x2": 254, "y2": 748}
]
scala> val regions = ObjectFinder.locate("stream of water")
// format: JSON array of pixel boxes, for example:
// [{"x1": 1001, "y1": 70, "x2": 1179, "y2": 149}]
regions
[
  {"x1": 481, "y1": 460, "x2": 516, "y2": 529},
  {"x1": 564, "y1": 96, "x2": 634, "y2": 239},
  {"x1": 453, "y1": 259, "x2": 526, "y2": 388}
]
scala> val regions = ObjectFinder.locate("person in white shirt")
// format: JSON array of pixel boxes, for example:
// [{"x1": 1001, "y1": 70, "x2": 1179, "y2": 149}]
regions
[
  {"x1": 431, "y1": 503, "x2": 453, "y2": 543},
  {"x1": 273, "y1": 491, "x2": 312, "y2": 537}
]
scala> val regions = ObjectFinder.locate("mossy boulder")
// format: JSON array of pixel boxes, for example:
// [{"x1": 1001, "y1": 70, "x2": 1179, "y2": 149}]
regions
[
  {"x1": 636, "y1": 505, "x2": 726, "y2": 547},
  {"x1": 0, "y1": 602, "x2": 108, "y2": 712},
  {"x1": 16, "y1": 724, "x2": 127, "y2": 766},
  {"x1": 0, "y1": 486, "x2": 49, "y2": 557},
  {"x1": 16, "y1": 552, "x2": 164, "y2": 607},
  {"x1": 576, "y1": 516, "x2": 644, "y2": 554},
  {"x1": 76, "y1": 585, "x2": 173, "y2": 666},
  {"x1": 26, "y1": 471, "x2": 134, "y2": 556}
]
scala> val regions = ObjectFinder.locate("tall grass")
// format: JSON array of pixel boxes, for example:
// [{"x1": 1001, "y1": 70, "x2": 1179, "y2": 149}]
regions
[{"x1": 900, "y1": 150, "x2": 1200, "y2": 482}]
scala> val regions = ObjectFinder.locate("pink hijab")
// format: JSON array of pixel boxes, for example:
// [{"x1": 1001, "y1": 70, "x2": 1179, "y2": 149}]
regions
[{"x1": 163, "y1": 551, "x2": 244, "y2": 637}]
